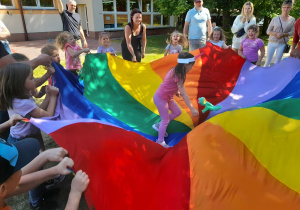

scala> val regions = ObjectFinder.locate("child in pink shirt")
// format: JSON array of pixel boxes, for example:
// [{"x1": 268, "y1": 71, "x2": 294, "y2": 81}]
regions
[
  {"x1": 238, "y1": 24, "x2": 265, "y2": 66},
  {"x1": 152, "y1": 52, "x2": 199, "y2": 147},
  {"x1": 56, "y1": 32, "x2": 90, "y2": 76}
]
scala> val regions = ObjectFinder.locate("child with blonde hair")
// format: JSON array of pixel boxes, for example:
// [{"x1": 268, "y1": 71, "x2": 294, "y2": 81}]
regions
[
  {"x1": 56, "y1": 32, "x2": 89, "y2": 76},
  {"x1": 41, "y1": 44, "x2": 60, "y2": 85},
  {"x1": 238, "y1": 24, "x2": 265, "y2": 66},
  {"x1": 164, "y1": 31, "x2": 188, "y2": 57},
  {"x1": 97, "y1": 32, "x2": 116, "y2": 55},
  {"x1": 209, "y1": 27, "x2": 231, "y2": 49}
]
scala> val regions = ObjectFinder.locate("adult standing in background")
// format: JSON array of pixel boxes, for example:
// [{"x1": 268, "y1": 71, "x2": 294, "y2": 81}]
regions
[
  {"x1": 184, "y1": 0, "x2": 212, "y2": 51},
  {"x1": 231, "y1": 1, "x2": 256, "y2": 53},
  {"x1": 264, "y1": 0, "x2": 295, "y2": 67},
  {"x1": 290, "y1": 18, "x2": 300, "y2": 58},
  {"x1": 55, "y1": 0, "x2": 88, "y2": 48},
  {"x1": 121, "y1": 8, "x2": 147, "y2": 62},
  {"x1": 0, "y1": 20, "x2": 11, "y2": 54}
]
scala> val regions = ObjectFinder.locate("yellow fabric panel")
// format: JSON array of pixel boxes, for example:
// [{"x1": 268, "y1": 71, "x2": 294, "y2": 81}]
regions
[
  {"x1": 208, "y1": 107, "x2": 300, "y2": 194},
  {"x1": 106, "y1": 54, "x2": 194, "y2": 129}
]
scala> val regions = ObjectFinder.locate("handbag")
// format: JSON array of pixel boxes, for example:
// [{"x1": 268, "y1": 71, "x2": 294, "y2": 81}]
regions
[
  {"x1": 279, "y1": 16, "x2": 290, "y2": 54},
  {"x1": 235, "y1": 27, "x2": 246, "y2": 38}
]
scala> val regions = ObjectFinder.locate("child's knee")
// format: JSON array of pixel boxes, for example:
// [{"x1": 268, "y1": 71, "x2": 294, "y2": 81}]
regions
[
  {"x1": 175, "y1": 109, "x2": 182, "y2": 117},
  {"x1": 160, "y1": 119, "x2": 170, "y2": 126}
]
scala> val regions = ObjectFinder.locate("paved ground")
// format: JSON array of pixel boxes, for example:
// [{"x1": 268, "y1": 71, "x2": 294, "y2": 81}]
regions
[{"x1": 10, "y1": 37, "x2": 122, "y2": 61}]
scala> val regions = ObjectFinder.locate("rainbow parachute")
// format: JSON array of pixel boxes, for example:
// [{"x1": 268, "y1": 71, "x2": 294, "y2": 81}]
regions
[{"x1": 31, "y1": 42, "x2": 300, "y2": 209}]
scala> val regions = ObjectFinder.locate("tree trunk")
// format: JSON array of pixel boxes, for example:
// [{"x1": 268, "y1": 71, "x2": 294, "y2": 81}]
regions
[
  {"x1": 222, "y1": 10, "x2": 231, "y2": 30},
  {"x1": 261, "y1": 16, "x2": 270, "y2": 36}
]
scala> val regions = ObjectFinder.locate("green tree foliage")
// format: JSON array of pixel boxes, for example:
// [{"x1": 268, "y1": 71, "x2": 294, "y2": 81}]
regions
[
  {"x1": 153, "y1": 0, "x2": 192, "y2": 16},
  {"x1": 154, "y1": 0, "x2": 300, "y2": 34}
]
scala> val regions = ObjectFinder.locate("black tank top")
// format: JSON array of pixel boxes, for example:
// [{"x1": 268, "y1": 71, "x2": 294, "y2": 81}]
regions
[{"x1": 121, "y1": 22, "x2": 143, "y2": 50}]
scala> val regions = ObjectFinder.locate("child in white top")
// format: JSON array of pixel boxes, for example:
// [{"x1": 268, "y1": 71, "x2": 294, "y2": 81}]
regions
[
  {"x1": 164, "y1": 31, "x2": 187, "y2": 57},
  {"x1": 209, "y1": 27, "x2": 231, "y2": 49},
  {"x1": 97, "y1": 32, "x2": 116, "y2": 55},
  {"x1": 0, "y1": 63, "x2": 59, "y2": 151}
]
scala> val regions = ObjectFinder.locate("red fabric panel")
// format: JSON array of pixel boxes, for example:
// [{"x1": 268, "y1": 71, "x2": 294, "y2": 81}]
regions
[
  {"x1": 50, "y1": 122, "x2": 190, "y2": 210},
  {"x1": 196, "y1": 42, "x2": 245, "y2": 123}
]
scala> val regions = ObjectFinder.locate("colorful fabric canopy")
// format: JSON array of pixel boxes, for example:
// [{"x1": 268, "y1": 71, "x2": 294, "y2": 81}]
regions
[{"x1": 31, "y1": 42, "x2": 300, "y2": 209}]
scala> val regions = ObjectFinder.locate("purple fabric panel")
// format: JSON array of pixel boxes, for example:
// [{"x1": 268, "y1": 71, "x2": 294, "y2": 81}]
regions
[
  {"x1": 207, "y1": 57, "x2": 300, "y2": 119},
  {"x1": 30, "y1": 118, "x2": 121, "y2": 135}
]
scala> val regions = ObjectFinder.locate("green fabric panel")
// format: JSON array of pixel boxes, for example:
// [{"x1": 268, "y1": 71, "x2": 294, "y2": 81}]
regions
[
  {"x1": 254, "y1": 98, "x2": 300, "y2": 120},
  {"x1": 82, "y1": 53, "x2": 191, "y2": 135}
]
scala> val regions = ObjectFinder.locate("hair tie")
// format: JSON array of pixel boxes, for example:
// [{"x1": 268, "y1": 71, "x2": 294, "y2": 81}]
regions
[{"x1": 177, "y1": 57, "x2": 195, "y2": 64}]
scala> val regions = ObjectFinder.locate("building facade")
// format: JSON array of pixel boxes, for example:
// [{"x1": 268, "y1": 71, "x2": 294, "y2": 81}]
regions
[{"x1": 0, "y1": 0, "x2": 176, "y2": 42}]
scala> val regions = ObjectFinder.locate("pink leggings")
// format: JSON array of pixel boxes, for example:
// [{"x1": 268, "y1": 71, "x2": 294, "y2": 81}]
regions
[{"x1": 153, "y1": 93, "x2": 182, "y2": 142}]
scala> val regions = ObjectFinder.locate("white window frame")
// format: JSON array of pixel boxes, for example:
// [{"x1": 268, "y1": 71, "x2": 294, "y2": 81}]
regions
[
  {"x1": 0, "y1": 0, "x2": 15, "y2": 9},
  {"x1": 103, "y1": 0, "x2": 170, "y2": 31},
  {"x1": 21, "y1": 0, "x2": 55, "y2": 9}
]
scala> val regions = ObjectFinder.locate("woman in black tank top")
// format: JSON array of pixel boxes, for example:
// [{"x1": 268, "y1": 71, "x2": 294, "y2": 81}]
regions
[{"x1": 121, "y1": 8, "x2": 147, "y2": 62}]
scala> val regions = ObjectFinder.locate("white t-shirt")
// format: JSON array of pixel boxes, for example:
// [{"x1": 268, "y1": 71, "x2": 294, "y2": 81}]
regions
[
  {"x1": 165, "y1": 44, "x2": 183, "y2": 54},
  {"x1": 0, "y1": 21, "x2": 8, "y2": 43},
  {"x1": 8, "y1": 97, "x2": 39, "y2": 139},
  {"x1": 210, "y1": 40, "x2": 224, "y2": 48}
]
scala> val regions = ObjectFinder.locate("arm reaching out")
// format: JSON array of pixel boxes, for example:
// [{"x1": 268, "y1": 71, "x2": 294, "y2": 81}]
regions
[
  {"x1": 55, "y1": 0, "x2": 64, "y2": 13},
  {"x1": 177, "y1": 82, "x2": 199, "y2": 117}
]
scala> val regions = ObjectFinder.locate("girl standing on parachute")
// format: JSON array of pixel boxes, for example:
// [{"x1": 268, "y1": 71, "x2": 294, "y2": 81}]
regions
[
  {"x1": 164, "y1": 31, "x2": 188, "y2": 56},
  {"x1": 152, "y1": 52, "x2": 199, "y2": 148}
]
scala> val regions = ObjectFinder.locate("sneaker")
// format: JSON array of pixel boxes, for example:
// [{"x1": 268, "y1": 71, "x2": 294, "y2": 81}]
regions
[
  {"x1": 45, "y1": 175, "x2": 65, "y2": 190},
  {"x1": 157, "y1": 140, "x2": 170, "y2": 148},
  {"x1": 30, "y1": 198, "x2": 59, "y2": 210},
  {"x1": 152, "y1": 122, "x2": 168, "y2": 137}
]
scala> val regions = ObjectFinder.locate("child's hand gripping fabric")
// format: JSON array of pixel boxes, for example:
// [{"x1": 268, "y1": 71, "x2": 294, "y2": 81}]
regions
[
  {"x1": 8, "y1": 114, "x2": 24, "y2": 126},
  {"x1": 65, "y1": 170, "x2": 90, "y2": 210}
]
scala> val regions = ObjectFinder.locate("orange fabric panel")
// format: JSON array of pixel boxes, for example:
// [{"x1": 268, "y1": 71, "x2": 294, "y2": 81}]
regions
[{"x1": 187, "y1": 122, "x2": 300, "y2": 210}]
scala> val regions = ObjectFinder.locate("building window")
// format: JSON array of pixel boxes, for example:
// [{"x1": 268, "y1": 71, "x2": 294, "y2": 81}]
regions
[
  {"x1": 21, "y1": 0, "x2": 54, "y2": 8},
  {"x1": 103, "y1": 0, "x2": 113, "y2": 11},
  {"x1": 0, "y1": 0, "x2": 13, "y2": 6},
  {"x1": 130, "y1": 0, "x2": 139, "y2": 10},
  {"x1": 163, "y1": 16, "x2": 170, "y2": 25},
  {"x1": 104, "y1": 14, "x2": 115, "y2": 28},
  {"x1": 116, "y1": 0, "x2": 126, "y2": 11},
  {"x1": 142, "y1": 14, "x2": 151, "y2": 26},
  {"x1": 103, "y1": 0, "x2": 170, "y2": 30},
  {"x1": 142, "y1": 0, "x2": 151, "y2": 12},
  {"x1": 153, "y1": 14, "x2": 161, "y2": 26},
  {"x1": 117, "y1": 14, "x2": 127, "y2": 28}
]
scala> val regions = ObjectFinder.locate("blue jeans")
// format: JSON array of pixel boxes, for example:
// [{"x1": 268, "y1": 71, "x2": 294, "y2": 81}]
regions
[
  {"x1": 189, "y1": 38, "x2": 207, "y2": 51},
  {"x1": 11, "y1": 137, "x2": 46, "y2": 206},
  {"x1": 2, "y1": 41, "x2": 11, "y2": 54},
  {"x1": 264, "y1": 42, "x2": 285, "y2": 67}
]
